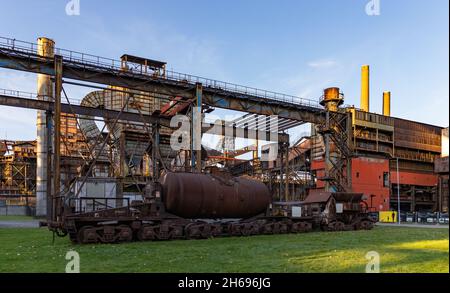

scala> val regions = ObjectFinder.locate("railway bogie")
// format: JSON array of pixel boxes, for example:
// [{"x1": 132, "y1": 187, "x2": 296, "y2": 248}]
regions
[{"x1": 66, "y1": 213, "x2": 372, "y2": 244}]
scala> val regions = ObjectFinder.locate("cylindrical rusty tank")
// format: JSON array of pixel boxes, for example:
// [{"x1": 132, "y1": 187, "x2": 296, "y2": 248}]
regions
[
  {"x1": 320, "y1": 87, "x2": 344, "y2": 112},
  {"x1": 160, "y1": 172, "x2": 271, "y2": 219}
]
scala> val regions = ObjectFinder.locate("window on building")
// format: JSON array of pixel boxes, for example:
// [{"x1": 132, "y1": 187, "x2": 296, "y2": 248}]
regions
[{"x1": 383, "y1": 172, "x2": 389, "y2": 187}]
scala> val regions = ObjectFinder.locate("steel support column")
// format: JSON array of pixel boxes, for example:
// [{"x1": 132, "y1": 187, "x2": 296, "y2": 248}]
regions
[
  {"x1": 195, "y1": 83, "x2": 202, "y2": 172},
  {"x1": 53, "y1": 55, "x2": 63, "y2": 222},
  {"x1": 285, "y1": 143, "x2": 290, "y2": 202},
  {"x1": 346, "y1": 111, "x2": 353, "y2": 190},
  {"x1": 279, "y1": 149, "x2": 284, "y2": 200},
  {"x1": 324, "y1": 111, "x2": 331, "y2": 192},
  {"x1": 152, "y1": 123, "x2": 160, "y2": 181},
  {"x1": 45, "y1": 111, "x2": 53, "y2": 222}
]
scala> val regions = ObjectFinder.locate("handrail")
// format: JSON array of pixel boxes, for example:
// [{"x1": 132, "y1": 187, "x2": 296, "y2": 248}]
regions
[
  {"x1": 0, "y1": 36, "x2": 321, "y2": 109},
  {"x1": 0, "y1": 88, "x2": 83, "y2": 105}
]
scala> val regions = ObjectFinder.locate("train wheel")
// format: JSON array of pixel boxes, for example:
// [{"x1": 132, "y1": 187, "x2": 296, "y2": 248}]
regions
[
  {"x1": 263, "y1": 222, "x2": 274, "y2": 234},
  {"x1": 117, "y1": 225, "x2": 133, "y2": 242},
  {"x1": 279, "y1": 221, "x2": 289, "y2": 234},
  {"x1": 169, "y1": 225, "x2": 184, "y2": 239},
  {"x1": 210, "y1": 224, "x2": 223, "y2": 237},
  {"x1": 359, "y1": 220, "x2": 373, "y2": 230},
  {"x1": 291, "y1": 222, "x2": 300, "y2": 233},
  {"x1": 156, "y1": 225, "x2": 171, "y2": 240},
  {"x1": 137, "y1": 225, "x2": 157, "y2": 241},
  {"x1": 304, "y1": 222, "x2": 313, "y2": 232},
  {"x1": 272, "y1": 222, "x2": 281, "y2": 234},
  {"x1": 100, "y1": 226, "x2": 116, "y2": 243},
  {"x1": 242, "y1": 224, "x2": 250, "y2": 236},
  {"x1": 200, "y1": 224, "x2": 212, "y2": 239},
  {"x1": 334, "y1": 221, "x2": 345, "y2": 231},
  {"x1": 77, "y1": 226, "x2": 97, "y2": 244},
  {"x1": 326, "y1": 222, "x2": 336, "y2": 232},
  {"x1": 185, "y1": 224, "x2": 202, "y2": 239},
  {"x1": 291, "y1": 222, "x2": 308, "y2": 233},
  {"x1": 228, "y1": 223, "x2": 243, "y2": 237},
  {"x1": 240, "y1": 223, "x2": 251, "y2": 236},
  {"x1": 249, "y1": 222, "x2": 261, "y2": 235}
]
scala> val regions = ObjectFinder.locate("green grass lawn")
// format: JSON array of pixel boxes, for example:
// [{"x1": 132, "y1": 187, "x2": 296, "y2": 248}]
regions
[
  {"x1": 0, "y1": 226, "x2": 448, "y2": 273},
  {"x1": 0, "y1": 215, "x2": 35, "y2": 221}
]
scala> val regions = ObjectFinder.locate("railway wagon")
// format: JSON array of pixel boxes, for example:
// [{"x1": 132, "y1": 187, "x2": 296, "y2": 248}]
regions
[{"x1": 49, "y1": 172, "x2": 374, "y2": 244}]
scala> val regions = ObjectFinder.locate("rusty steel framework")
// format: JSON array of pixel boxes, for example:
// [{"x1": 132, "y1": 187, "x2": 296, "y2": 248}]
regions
[
  {"x1": 0, "y1": 141, "x2": 36, "y2": 203},
  {"x1": 0, "y1": 36, "x2": 355, "y2": 231},
  {"x1": 317, "y1": 110, "x2": 353, "y2": 192}
]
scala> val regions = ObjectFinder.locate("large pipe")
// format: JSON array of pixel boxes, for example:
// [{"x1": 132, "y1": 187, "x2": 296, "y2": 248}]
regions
[
  {"x1": 360, "y1": 65, "x2": 370, "y2": 112},
  {"x1": 383, "y1": 91, "x2": 391, "y2": 116},
  {"x1": 36, "y1": 37, "x2": 55, "y2": 217}
]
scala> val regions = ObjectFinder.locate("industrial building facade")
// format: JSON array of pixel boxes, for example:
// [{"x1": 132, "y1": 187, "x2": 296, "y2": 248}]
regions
[
  {"x1": 309, "y1": 66, "x2": 447, "y2": 213},
  {"x1": 310, "y1": 111, "x2": 446, "y2": 212}
]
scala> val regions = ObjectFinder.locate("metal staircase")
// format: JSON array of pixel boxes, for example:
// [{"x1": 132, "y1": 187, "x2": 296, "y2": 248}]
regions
[{"x1": 317, "y1": 111, "x2": 353, "y2": 192}]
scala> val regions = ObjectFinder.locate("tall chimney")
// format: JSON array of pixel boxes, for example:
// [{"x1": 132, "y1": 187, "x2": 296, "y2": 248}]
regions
[
  {"x1": 383, "y1": 91, "x2": 391, "y2": 116},
  {"x1": 320, "y1": 87, "x2": 344, "y2": 112},
  {"x1": 36, "y1": 37, "x2": 55, "y2": 217},
  {"x1": 360, "y1": 65, "x2": 370, "y2": 112}
]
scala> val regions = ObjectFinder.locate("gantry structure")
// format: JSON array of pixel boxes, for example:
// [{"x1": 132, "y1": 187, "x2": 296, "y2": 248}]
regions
[{"x1": 0, "y1": 36, "x2": 354, "y2": 219}]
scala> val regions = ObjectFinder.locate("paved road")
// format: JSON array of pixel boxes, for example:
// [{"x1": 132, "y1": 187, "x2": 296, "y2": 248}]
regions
[
  {"x1": 376, "y1": 223, "x2": 449, "y2": 229},
  {"x1": 0, "y1": 220, "x2": 40, "y2": 228}
]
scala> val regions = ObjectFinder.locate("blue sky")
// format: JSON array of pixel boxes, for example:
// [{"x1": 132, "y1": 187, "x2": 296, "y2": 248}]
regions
[{"x1": 0, "y1": 0, "x2": 448, "y2": 142}]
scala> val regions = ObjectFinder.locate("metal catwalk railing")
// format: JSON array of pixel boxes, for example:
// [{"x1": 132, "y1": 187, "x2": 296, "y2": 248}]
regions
[
  {"x1": 0, "y1": 88, "x2": 83, "y2": 105},
  {"x1": 0, "y1": 36, "x2": 321, "y2": 109}
]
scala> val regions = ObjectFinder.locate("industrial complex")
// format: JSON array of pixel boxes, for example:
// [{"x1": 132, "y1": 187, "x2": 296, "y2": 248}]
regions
[{"x1": 0, "y1": 35, "x2": 448, "y2": 242}]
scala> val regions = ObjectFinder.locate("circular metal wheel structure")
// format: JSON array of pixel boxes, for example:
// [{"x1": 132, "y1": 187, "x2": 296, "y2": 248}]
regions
[
  {"x1": 326, "y1": 221, "x2": 345, "y2": 232},
  {"x1": 292, "y1": 222, "x2": 312, "y2": 233},
  {"x1": 185, "y1": 223, "x2": 211, "y2": 240},
  {"x1": 77, "y1": 226, "x2": 96, "y2": 244},
  {"x1": 359, "y1": 220, "x2": 374, "y2": 230},
  {"x1": 210, "y1": 224, "x2": 223, "y2": 237},
  {"x1": 137, "y1": 225, "x2": 157, "y2": 241},
  {"x1": 334, "y1": 221, "x2": 345, "y2": 231},
  {"x1": 240, "y1": 222, "x2": 260, "y2": 236},
  {"x1": 278, "y1": 221, "x2": 290, "y2": 234},
  {"x1": 117, "y1": 225, "x2": 133, "y2": 242},
  {"x1": 228, "y1": 223, "x2": 243, "y2": 237},
  {"x1": 100, "y1": 226, "x2": 116, "y2": 243},
  {"x1": 169, "y1": 225, "x2": 184, "y2": 240},
  {"x1": 262, "y1": 222, "x2": 274, "y2": 234}
]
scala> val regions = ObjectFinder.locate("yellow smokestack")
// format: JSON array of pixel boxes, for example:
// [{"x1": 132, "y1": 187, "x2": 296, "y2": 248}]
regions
[
  {"x1": 383, "y1": 91, "x2": 391, "y2": 116},
  {"x1": 361, "y1": 65, "x2": 370, "y2": 112}
]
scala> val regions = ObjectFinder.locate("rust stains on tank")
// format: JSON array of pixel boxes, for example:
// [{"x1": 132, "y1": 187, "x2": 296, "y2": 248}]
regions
[{"x1": 160, "y1": 172, "x2": 271, "y2": 219}]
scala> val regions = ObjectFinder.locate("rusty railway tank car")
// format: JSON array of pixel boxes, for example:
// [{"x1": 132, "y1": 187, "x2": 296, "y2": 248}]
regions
[
  {"x1": 161, "y1": 172, "x2": 271, "y2": 219},
  {"x1": 49, "y1": 172, "x2": 375, "y2": 244}
]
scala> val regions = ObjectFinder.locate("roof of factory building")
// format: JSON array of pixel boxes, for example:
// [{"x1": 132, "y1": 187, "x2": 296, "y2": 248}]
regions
[{"x1": 347, "y1": 106, "x2": 445, "y2": 130}]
